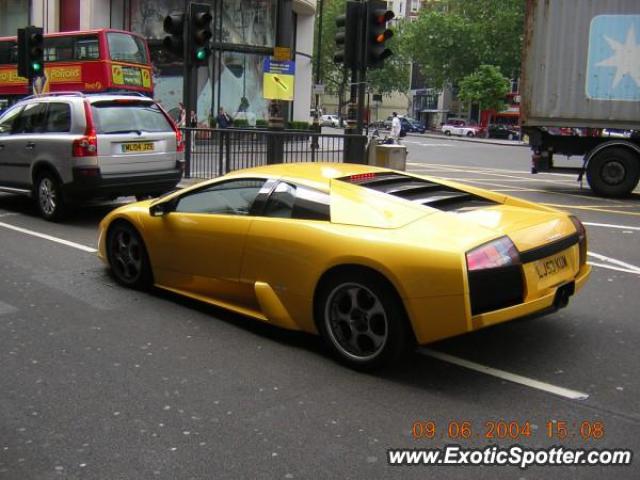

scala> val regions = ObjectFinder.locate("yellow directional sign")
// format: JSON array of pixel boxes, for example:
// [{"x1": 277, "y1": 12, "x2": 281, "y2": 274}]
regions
[{"x1": 263, "y1": 59, "x2": 295, "y2": 101}]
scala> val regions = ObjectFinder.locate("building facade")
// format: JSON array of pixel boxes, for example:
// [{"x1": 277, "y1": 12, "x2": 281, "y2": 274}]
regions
[{"x1": 0, "y1": 0, "x2": 316, "y2": 123}]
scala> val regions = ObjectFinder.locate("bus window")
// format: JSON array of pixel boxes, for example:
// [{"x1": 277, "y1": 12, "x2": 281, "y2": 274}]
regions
[
  {"x1": 107, "y1": 32, "x2": 148, "y2": 64},
  {"x1": 74, "y1": 36, "x2": 100, "y2": 60},
  {"x1": 44, "y1": 37, "x2": 73, "y2": 62},
  {"x1": 0, "y1": 40, "x2": 17, "y2": 65}
]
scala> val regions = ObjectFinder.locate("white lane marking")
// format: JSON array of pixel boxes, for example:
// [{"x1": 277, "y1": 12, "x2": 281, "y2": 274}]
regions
[
  {"x1": 0, "y1": 221, "x2": 97, "y2": 253},
  {"x1": 588, "y1": 262, "x2": 640, "y2": 275},
  {"x1": 419, "y1": 348, "x2": 589, "y2": 400},
  {"x1": 584, "y1": 222, "x2": 640, "y2": 231},
  {"x1": 587, "y1": 251, "x2": 640, "y2": 274}
]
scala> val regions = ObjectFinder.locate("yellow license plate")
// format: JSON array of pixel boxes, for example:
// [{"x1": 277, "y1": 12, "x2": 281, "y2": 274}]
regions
[
  {"x1": 122, "y1": 142, "x2": 154, "y2": 153},
  {"x1": 534, "y1": 253, "x2": 569, "y2": 286}
]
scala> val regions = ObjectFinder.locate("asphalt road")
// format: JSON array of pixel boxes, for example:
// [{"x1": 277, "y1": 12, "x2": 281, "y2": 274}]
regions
[{"x1": 1, "y1": 136, "x2": 639, "y2": 479}]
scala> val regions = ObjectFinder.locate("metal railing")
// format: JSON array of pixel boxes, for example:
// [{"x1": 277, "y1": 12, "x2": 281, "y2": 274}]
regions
[{"x1": 181, "y1": 127, "x2": 367, "y2": 179}]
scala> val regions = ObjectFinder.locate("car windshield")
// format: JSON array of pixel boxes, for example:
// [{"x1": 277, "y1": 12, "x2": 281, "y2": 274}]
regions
[{"x1": 91, "y1": 101, "x2": 172, "y2": 134}]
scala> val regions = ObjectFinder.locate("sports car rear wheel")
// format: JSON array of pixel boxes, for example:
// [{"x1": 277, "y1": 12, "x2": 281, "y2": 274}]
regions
[
  {"x1": 106, "y1": 222, "x2": 153, "y2": 289},
  {"x1": 317, "y1": 273, "x2": 410, "y2": 370}
]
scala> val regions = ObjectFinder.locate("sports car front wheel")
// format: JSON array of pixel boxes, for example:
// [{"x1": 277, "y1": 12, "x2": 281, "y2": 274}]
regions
[
  {"x1": 106, "y1": 222, "x2": 153, "y2": 289},
  {"x1": 317, "y1": 273, "x2": 411, "y2": 370}
]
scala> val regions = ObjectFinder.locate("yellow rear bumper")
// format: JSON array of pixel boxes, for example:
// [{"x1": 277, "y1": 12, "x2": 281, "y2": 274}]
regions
[
  {"x1": 471, "y1": 264, "x2": 591, "y2": 329},
  {"x1": 406, "y1": 264, "x2": 591, "y2": 345}
]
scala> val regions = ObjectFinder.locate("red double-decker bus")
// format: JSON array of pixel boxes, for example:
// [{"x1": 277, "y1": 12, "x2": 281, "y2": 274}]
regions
[{"x1": 0, "y1": 28, "x2": 153, "y2": 109}]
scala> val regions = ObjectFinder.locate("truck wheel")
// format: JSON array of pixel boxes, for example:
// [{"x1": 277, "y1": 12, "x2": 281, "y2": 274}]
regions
[{"x1": 586, "y1": 148, "x2": 640, "y2": 197}]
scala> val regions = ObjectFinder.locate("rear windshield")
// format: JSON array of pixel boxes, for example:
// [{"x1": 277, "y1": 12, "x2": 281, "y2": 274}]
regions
[
  {"x1": 107, "y1": 32, "x2": 148, "y2": 64},
  {"x1": 91, "y1": 101, "x2": 172, "y2": 134}
]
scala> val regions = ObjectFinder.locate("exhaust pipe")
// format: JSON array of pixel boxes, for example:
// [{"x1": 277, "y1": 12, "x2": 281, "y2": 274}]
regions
[{"x1": 553, "y1": 282, "x2": 575, "y2": 309}]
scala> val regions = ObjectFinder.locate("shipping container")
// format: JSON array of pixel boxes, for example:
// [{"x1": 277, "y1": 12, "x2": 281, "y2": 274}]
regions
[
  {"x1": 522, "y1": 0, "x2": 640, "y2": 197},
  {"x1": 521, "y1": 0, "x2": 640, "y2": 129}
]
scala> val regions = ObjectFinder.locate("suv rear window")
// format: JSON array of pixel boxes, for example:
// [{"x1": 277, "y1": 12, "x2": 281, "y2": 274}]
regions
[{"x1": 91, "y1": 101, "x2": 172, "y2": 134}]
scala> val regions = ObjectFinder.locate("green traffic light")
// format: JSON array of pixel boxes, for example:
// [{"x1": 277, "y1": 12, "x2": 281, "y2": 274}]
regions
[
  {"x1": 195, "y1": 48, "x2": 207, "y2": 61},
  {"x1": 32, "y1": 62, "x2": 42, "y2": 72}
]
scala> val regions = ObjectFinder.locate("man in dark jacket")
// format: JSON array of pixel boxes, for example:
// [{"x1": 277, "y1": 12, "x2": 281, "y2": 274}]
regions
[{"x1": 216, "y1": 107, "x2": 232, "y2": 128}]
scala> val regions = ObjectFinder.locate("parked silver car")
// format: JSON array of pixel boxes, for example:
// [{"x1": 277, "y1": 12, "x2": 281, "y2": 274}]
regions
[{"x1": 0, "y1": 93, "x2": 184, "y2": 220}]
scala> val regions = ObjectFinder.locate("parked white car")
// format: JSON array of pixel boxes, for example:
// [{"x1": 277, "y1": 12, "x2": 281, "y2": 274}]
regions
[
  {"x1": 320, "y1": 115, "x2": 340, "y2": 127},
  {"x1": 441, "y1": 122, "x2": 484, "y2": 137}
]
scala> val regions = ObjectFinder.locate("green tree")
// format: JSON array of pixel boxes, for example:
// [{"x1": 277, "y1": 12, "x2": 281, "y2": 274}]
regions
[
  {"x1": 458, "y1": 64, "x2": 510, "y2": 129},
  {"x1": 403, "y1": 0, "x2": 524, "y2": 87},
  {"x1": 313, "y1": 0, "x2": 349, "y2": 113}
]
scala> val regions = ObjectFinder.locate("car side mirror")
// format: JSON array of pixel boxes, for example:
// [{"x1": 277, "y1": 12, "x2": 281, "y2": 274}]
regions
[{"x1": 149, "y1": 199, "x2": 175, "y2": 217}]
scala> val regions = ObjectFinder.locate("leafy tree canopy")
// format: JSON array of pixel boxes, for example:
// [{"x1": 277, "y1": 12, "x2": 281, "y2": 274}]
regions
[
  {"x1": 403, "y1": 0, "x2": 524, "y2": 87},
  {"x1": 458, "y1": 64, "x2": 510, "y2": 112}
]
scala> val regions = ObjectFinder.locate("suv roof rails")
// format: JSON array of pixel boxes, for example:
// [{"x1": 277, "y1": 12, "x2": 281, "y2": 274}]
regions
[
  {"x1": 21, "y1": 91, "x2": 151, "y2": 102},
  {"x1": 22, "y1": 91, "x2": 86, "y2": 100},
  {"x1": 97, "y1": 91, "x2": 150, "y2": 97}
]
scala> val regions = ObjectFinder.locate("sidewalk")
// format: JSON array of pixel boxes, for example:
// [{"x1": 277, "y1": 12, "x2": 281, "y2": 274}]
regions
[
  {"x1": 177, "y1": 131, "x2": 530, "y2": 187},
  {"x1": 405, "y1": 131, "x2": 529, "y2": 147}
]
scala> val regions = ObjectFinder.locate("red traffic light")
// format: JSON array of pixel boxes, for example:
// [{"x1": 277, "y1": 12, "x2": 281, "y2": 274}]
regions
[
  {"x1": 365, "y1": 1, "x2": 394, "y2": 68},
  {"x1": 372, "y1": 10, "x2": 395, "y2": 25}
]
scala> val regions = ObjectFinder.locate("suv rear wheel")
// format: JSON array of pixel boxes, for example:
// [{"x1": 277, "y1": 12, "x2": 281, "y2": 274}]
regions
[{"x1": 34, "y1": 172, "x2": 66, "y2": 221}]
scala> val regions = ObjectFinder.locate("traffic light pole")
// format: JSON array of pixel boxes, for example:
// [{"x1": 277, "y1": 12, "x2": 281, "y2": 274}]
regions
[
  {"x1": 342, "y1": 1, "x2": 367, "y2": 164},
  {"x1": 182, "y1": 4, "x2": 194, "y2": 177},
  {"x1": 183, "y1": 56, "x2": 194, "y2": 177}
]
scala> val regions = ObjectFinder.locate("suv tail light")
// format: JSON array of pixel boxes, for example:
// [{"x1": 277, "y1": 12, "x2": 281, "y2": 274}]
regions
[
  {"x1": 466, "y1": 236, "x2": 520, "y2": 271},
  {"x1": 157, "y1": 104, "x2": 184, "y2": 153},
  {"x1": 72, "y1": 100, "x2": 98, "y2": 157},
  {"x1": 569, "y1": 216, "x2": 587, "y2": 266},
  {"x1": 175, "y1": 127, "x2": 185, "y2": 153}
]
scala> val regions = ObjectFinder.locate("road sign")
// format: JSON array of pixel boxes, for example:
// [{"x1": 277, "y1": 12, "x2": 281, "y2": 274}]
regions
[
  {"x1": 263, "y1": 58, "x2": 295, "y2": 101},
  {"x1": 313, "y1": 84, "x2": 325, "y2": 95},
  {"x1": 273, "y1": 46, "x2": 292, "y2": 61}
]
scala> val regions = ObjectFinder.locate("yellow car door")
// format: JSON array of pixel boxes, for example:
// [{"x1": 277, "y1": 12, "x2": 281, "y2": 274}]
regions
[{"x1": 148, "y1": 178, "x2": 267, "y2": 309}]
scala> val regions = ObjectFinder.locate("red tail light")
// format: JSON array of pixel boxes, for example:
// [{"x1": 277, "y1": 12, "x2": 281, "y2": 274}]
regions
[
  {"x1": 175, "y1": 127, "x2": 185, "y2": 152},
  {"x1": 349, "y1": 173, "x2": 376, "y2": 182},
  {"x1": 72, "y1": 100, "x2": 98, "y2": 157},
  {"x1": 157, "y1": 103, "x2": 184, "y2": 153},
  {"x1": 570, "y1": 216, "x2": 587, "y2": 266},
  {"x1": 466, "y1": 236, "x2": 520, "y2": 271}
]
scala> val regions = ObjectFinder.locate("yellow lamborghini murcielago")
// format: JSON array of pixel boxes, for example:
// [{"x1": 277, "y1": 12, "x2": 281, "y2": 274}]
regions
[{"x1": 98, "y1": 163, "x2": 591, "y2": 369}]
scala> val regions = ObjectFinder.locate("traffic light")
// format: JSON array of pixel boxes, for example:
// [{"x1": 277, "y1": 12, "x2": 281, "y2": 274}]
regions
[
  {"x1": 189, "y1": 3, "x2": 213, "y2": 66},
  {"x1": 163, "y1": 12, "x2": 186, "y2": 58},
  {"x1": 365, "y1": 0, "x2": 394, "y2": 68},
  {"x1": 334, "y1": 1, "x2": 363, "y2": 69},
  {"x1": 17, "y1": 26, "x2": 44, "y2": 81}
]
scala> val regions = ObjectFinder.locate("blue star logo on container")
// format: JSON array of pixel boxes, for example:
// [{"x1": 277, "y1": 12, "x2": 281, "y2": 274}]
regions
[{"x1": 586, "y1": 15, "x2": 640, "y2": 101}]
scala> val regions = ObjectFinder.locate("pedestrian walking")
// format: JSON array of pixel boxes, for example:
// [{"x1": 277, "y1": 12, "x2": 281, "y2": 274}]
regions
[
  {"x1": 190, "y1": 110, "x2": 197, "y2": 153},
  {"x1": 177, "y1": 102, "x2": 186, "y2": 127},
  {"x1": 390, "y1": 112, "x2": 402, "y2": 144}
]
